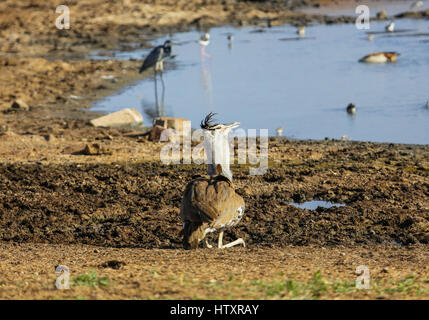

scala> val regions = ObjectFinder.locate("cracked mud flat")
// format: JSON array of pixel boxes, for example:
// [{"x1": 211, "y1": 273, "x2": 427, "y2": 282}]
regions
[{"x1": 0, "y1": 0, "x2": 428, "y2": 299}]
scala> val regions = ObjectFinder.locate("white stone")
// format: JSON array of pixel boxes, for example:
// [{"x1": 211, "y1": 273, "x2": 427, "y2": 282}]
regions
[{"x1": 90, "y1": 108, "x2": 143, "y2": 128}]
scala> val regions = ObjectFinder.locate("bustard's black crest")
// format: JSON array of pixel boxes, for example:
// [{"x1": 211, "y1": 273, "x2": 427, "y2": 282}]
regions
[{"x1": 200, "y1": 112, "x2": 218, "y2": 130}]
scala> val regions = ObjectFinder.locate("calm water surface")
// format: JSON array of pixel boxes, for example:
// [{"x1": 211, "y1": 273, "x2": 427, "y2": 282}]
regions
[
  {"x1": 92, "y1": 19, "x2": 429, "y2": 144},
  {"x1": 288, "y1": 201, "x2": 346, "y2": 210}
]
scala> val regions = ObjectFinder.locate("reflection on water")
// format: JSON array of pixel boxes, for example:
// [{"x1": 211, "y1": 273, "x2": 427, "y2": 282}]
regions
[
  {"x1": 201, "y1": 61, "x2": 214, "y2": 110},
  {"x1": 92, "y1": 19, "x2": 429, "y2": 144}
]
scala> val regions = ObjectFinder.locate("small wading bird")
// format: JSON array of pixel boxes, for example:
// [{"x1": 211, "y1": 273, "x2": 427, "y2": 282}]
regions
[
  {"x1": 411, "y1": 1, "x2": 423, "y2": 9},
  {"x1": 346, "y1": 103, "x2": 356, "y2": 115},
  {"x1": 180, "y1": 113, "x2": 246, "y2": 250},
  {"x1": 367, "y1": 33, "x2": 375, "y2": 41},
  {"x1": 297, "y1": 26, "x2": 306, "y2": 37},
  {"x1": 198, "y1": 33, "x2": 211, "y2": 58},
  {"x1": 227, "y1": 34, "x2": 234, "y2": 49},
  {"x1": 359, "y1": 52, "x2": 399, "y2": 63},
  {"x1": 385, "y1": 21, "x2": 395, "y2": 32}
]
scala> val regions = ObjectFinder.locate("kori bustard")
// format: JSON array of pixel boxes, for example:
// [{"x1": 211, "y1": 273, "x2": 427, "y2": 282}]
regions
[{"x1": 180, "y1": 113, "x2": 246, "y2": 249}]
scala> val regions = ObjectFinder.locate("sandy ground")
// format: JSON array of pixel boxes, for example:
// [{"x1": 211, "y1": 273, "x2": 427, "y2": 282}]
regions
[
  {"x1": 0, "y1": 243, "x2": 428, "y2": 299},
  {"x1": 0, "y1": 0, "x2": 428, "y2": 300}
]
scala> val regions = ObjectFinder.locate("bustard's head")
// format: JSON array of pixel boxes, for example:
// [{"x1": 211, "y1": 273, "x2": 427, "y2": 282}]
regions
[{"x1": 201, "y1": 112, "x2": 239, "y2": 181}]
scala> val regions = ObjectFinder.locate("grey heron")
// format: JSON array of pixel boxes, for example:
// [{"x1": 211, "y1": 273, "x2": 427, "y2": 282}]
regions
[{"x1": 139, "y1": 40, "x2": 172, "y2": 117}]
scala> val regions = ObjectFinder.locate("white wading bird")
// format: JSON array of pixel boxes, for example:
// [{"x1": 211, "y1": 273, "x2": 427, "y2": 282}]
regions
[
  {"x1": 297, "y1": 26, "x2": 306, "y2": 37},
  {"x1": 411, "y1": 1, "x2": 423, "y2": 9},
  {"x1": 198, "y1": 33, "x2": 211, "y2": 58},
  {"x1": 385, "y1": 21, "x2": 395, "y2": 32},
  {"x1": 180, "y1": 113, "x2": 246, "y2": 250}
]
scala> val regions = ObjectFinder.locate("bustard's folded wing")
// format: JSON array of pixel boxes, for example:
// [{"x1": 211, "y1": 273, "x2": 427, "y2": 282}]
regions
[{"x1": 189, "y1": 178, "x2": 245, "y2": 225}]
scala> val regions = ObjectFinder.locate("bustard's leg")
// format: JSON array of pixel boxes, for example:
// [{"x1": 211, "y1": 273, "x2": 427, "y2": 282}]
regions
[
  {"x1": 217, "y1": 230, "x2": 224, "y2": 248},
  {"x1": 217, "y1": 231, "x2": 245, "y2": 249},
  {"x1": 205, "y1": 238, "x2": 213, "y2": 248},
  {"x1": 222, "y1": 238, "x2": 246, "y2": 248}
]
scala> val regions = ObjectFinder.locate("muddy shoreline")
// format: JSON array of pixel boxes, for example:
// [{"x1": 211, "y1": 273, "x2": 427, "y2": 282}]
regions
[{"x1": 0, "y1": 139, "x2": 428, "y2": 248}]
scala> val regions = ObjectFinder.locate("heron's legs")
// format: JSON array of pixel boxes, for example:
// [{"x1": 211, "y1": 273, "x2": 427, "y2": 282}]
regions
[
  {"x1": 160, "y1": 71, "x2": 166, "y2": 117},
  {"x1": 217, "y1": 231, "x2": 245, "y2": 249},
  {"x1": 154, "y1": 69, "x2": 160, "y2": 116}
]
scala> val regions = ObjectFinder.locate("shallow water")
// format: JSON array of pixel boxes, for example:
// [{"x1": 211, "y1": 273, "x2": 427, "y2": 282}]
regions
[
  {"x1": 288, "y1": 201, "x2": 346, "y2": 210},
  {"x1": 92, "y1": 19, "x2": 429, "y2": 144}
]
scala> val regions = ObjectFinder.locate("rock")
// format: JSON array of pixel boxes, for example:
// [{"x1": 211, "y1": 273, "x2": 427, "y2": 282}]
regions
[
  {"x1": 82, "y1": 143, "x2": 112, "y2": 155},
  {"x1": 62, "y1": 143, "x2": 111, "y2": 155},
  {"x1": 90, "y1": 108, "x2": 143, "y2": 128},
  {"x1": 62, "y1": 144, "x2": 86, "y2": 155},
  {"x1": 153, "y1": 117, "x2": 190, "y2": 137},
  {"x1": 0, "y1": 125, "x2": 9, "y2": 135},
  {"x1": 96, "y1": 135, "x2": 113, "y2": 141},
  {"x1": 44, "y1": 134, "x2": 56, "y2": 142},
  {"x1": 149, "y1": 125, "x2": 166, "y2": 142},
  {"x1": 100, "y1": 260, "x2": 126, "y2": 270},
  {"x1": 10, "y1": 99, "x2": 30, "y2": 112}
]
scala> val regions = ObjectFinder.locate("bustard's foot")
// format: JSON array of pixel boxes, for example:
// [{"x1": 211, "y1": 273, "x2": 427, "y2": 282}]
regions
[
  {"x1": 205, "y1": 238, "x2": 213, "y2": 248},
  {"x1": 220, "y1": 238, "x2": 246, "y2": 249}
]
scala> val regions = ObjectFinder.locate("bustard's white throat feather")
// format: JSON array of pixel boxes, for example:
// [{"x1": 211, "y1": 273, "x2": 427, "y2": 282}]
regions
[{"x1": 201, "y1": 113, "x2": 239, "y2": 181}]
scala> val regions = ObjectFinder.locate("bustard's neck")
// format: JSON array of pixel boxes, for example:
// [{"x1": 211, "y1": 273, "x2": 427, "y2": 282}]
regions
[{"x1": 204, "y1": 129, "x2": 233, "y2": 182}]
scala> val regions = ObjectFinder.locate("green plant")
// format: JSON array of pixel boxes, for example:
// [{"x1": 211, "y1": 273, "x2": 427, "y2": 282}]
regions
[{"x1": 72, "y1": 269, "x2": 109, "y2": 288}]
